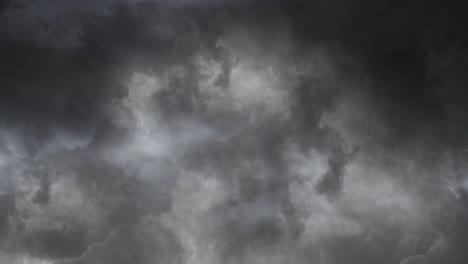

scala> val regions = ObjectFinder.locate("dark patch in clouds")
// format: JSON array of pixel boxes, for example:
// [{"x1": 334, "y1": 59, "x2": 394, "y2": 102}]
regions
[{"x1": 1, "y1": 1, "x2": 468, "y2": 263}]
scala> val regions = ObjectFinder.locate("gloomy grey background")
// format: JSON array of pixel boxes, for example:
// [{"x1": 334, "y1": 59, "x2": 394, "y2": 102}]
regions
[{"x1": 1, "y1": 1, "x2": 468, "y2": 263}]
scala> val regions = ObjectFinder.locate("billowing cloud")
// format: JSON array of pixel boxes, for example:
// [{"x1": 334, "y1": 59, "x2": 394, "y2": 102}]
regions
[{"x1": 1, "y1": 1, "x2": 468, "y2": 263}]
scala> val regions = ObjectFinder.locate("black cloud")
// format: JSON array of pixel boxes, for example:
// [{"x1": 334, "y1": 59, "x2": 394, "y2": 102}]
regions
[{"x1": 1, "y1": 1, "x2": 468, "y2": 263}]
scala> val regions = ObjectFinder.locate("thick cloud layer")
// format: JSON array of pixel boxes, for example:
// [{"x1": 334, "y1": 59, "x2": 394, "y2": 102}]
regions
[{"x1": 1, "y1": 1, "x2": 468, "y2": 263}]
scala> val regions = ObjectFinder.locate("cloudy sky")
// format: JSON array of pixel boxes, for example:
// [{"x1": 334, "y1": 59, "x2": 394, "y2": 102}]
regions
[{"x1": 1, "y1": 1, "x2": 468, "y2": 263}]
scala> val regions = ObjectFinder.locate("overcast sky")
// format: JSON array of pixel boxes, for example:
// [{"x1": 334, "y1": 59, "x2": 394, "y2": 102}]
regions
[{"x1": 1, "y1": 1, "x2": 468, "y2": 264}]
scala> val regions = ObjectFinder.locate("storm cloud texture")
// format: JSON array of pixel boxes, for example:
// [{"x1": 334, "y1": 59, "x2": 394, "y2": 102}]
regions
[{"x1": 1, "y1": 1, "x2": 468, "y2": 263}]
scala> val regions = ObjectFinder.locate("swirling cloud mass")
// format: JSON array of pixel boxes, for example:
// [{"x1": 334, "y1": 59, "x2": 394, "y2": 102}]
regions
[{"x1": 1, "y1": 1, "x2": 468, "y2": 264}]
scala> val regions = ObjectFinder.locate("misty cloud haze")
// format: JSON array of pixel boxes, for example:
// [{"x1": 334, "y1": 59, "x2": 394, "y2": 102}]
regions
[{"x1": 1, "y1": 1, "x2": 468, "y2": 264}]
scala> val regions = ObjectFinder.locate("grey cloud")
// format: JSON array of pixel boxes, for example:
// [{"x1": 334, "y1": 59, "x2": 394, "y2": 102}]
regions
[{"x1": 1, "y1": 1, "x2": 468, "y2": 264}]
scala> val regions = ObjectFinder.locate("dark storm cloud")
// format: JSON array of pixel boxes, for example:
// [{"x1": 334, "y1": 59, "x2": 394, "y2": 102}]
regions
[
  {"x1": 0, "y1": 0, "x2": 12, "y2": 13},
  {"x1": 1, "y1": 1, "x2": 468, "y2": 264}
]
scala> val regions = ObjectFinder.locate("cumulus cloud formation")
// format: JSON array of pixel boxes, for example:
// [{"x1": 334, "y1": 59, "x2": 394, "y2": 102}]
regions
[{"x1": 1, "y1": 0, "x2": 468, "y2": 263}]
